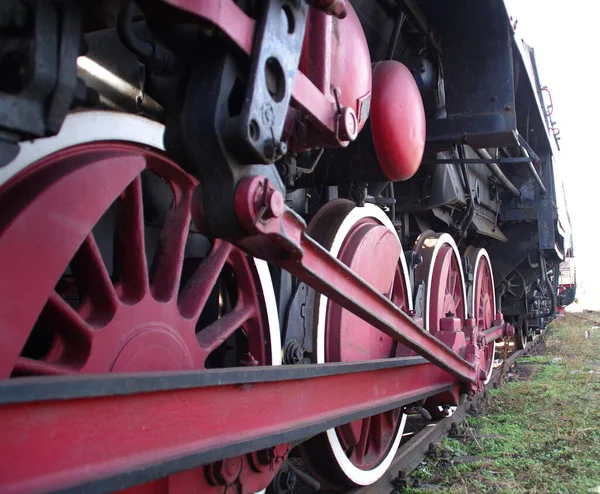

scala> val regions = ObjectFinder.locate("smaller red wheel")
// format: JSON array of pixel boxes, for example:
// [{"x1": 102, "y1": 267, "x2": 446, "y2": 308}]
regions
[
  {"x1": 414, "y1": 232, "x2": 467, "y2": 333},
  {"x1": 465, "y1": 247, "x2": 496, "y2": 383},
  {"x1": 299, "y1": 200, "x2": 412, "y2": 489}
]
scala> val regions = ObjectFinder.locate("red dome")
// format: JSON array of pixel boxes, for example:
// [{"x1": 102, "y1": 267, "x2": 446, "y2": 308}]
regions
[{"x1": 371, "y1": 61, "x2": 426, "y2": 181}]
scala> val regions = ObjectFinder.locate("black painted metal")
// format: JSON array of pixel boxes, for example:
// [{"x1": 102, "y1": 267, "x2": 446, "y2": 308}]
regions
[
  {"x1": 229, "y1": 0, "x2": 308, "y2": 163},
  {"x1": 165, "y1": 49, "x2": 285, "y2": 238},
  {"x1": 0, "y1": 357, "x2": 428, "y2": 405},
  {"x1": 422, "y1": 157, "x2": 532, "y2": 165},
  {"x1": 0, "y1": 1, "x2": 82, "y2": 165}
]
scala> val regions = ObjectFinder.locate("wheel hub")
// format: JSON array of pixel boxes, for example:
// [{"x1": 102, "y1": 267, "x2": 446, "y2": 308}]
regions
[
  {"x1": 329, "y1": 220, "x2": 400, "y2": 362},
  {"x1": 111, "y1": 326, "x2": 192, "y2": 372}
]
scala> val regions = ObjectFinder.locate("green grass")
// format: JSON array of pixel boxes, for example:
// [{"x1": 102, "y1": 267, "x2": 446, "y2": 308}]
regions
[{"x1": 402, "y1": 314, "x2": 600, "y2": 494}]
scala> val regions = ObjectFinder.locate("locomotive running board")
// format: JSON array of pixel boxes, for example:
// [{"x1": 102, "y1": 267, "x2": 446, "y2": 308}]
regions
[{"x1": 0, "y1": 358, "x2": 457, "y2": 493}]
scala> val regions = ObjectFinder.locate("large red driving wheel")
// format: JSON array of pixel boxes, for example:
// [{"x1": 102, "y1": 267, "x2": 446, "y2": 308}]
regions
[
  {"x1": 0, "y1": 112, "x2": 282, "y2": 494},
  {"x1": 299, "y1": 200, "x2": 412, "y2": 489},
  {"x1": 466, "y1": 247, "x2": 496, "y2": 383}
]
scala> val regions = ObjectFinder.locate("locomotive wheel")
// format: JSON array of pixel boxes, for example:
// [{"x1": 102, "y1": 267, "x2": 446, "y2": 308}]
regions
[
  {"x1": 465, "y1": 247, "x2": 496, "y2": 384},
  {"x1": 414, "y1": 232, "x2": 467, "y2": 332},
  {"x1": 515, "y1": 318, "x2": 528, "y2": 350},
  {"x1": 299, "y1": 200, "x2": 412, "y2": 488},
  {"x1": 413, "y1": 232, "x2": 466, "y2": 418},
  {"x1": 0, "y1": 112, "x2": 282, "y2": 494}
]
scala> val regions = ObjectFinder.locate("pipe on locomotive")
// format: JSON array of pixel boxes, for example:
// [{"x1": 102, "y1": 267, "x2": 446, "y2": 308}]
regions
[
  {"x1": 473, "y1": 148, "x2": 521, "y2": 197},
  {"x1": 517, "y1": 134, "x2": 547, "y2": 195}
]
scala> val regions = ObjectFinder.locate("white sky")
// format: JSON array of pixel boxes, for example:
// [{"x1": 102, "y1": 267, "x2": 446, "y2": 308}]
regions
[{"x1": 504, "y1": 0, "x2": 600, "y2": 309}]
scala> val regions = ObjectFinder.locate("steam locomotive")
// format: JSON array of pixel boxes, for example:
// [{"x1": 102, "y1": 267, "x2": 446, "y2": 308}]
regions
[{"x1": 0, "y1": 0, "x2": 574, "y2": 492}]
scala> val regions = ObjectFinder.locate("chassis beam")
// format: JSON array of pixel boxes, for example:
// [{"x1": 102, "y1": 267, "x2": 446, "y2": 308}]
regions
[{"x1": 0, "y1": 359, "x2": 457, "y2": 493}]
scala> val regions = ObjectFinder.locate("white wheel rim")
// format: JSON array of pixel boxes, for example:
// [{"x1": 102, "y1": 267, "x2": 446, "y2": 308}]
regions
[
  {"x1": 416, "y1": 232, "x2": 468, "y2": 333},
  {"x1": 315, "y1": 203, "x2": 411, "y2": 485},
  {"x1": 467, "y1": 248, "x2": 496, "y2": 384}
]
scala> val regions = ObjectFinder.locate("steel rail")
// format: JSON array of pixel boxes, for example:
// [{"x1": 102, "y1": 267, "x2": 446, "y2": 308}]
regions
[
  {"x1": 0, "y1": 358, "x2": 456, "y2": 494},
  {"x1": 352, "y1": 333, "x2": 546, "y2": 494}
]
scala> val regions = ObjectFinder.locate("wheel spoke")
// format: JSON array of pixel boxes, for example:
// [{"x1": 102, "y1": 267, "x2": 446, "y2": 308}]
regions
[
  {"x1": 196, "y1": 302, "x2": 256, "y2": 354},
  {"x1": 370, "y1": 414, "x2": 383, "y2": 454},
  {"x1": 114, "y1": 176, "x2": 148, "y2": 302},
  {"x1": 178, "y1": 240, "x2": 234, "y2": 320},
  {"x1": 70, "y1": 233, "x2": 118, "y2": 325},
  {"x1": 150, "y1": 192, "x2": 192, "y2": 302},
  {"x1": 14, "y1": 357, "x2": 75, "y2": 376},
  {"x1": 355, "y1": 417, "x2": 372, "y2": 463},
  {"x1": 46, "y1": 292, "x2": 95, "y2": 341},
  {"x1": 384, "y1": 409, "x2": 397, "y2": 430}
]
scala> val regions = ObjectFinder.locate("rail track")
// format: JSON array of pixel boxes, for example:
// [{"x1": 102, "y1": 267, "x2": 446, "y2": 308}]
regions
[
  {"x1": 271, "y1": 335, "x2": 545, "y2": 494},
  {"x1": 347, "y1": 335, "x2": 546, "y2": 494}
]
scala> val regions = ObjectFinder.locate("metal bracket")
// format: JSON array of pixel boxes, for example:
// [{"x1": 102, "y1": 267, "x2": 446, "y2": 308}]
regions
[
  {"x1": 0, "y1": 1, "x2": 83, "y2": 166},
  {"x1": 227, "y1": 0, "x2": 308, "y2": 163}
]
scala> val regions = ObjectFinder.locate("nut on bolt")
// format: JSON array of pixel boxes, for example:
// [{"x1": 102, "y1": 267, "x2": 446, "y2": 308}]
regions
[
  {"x1": 285, "y1": 340, "x2": 304, "y2": 364},
  {"x1": 264, "y1": 139, "x2": 288, "y2": 162},
  {"x1": 337, "y1": 106, "x2": 358, "y2": 142},
  {"x1": 235, "y1": 176, "x2": 286, "y2": 233}
]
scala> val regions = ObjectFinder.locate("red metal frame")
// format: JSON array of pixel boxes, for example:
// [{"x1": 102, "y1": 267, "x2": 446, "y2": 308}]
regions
[
  {"x1": 0, "y1": 362, "x2": 456, "y2": 493},
  {"x1": 162, "y1": 0, "x2": 340, "y2": 142}
]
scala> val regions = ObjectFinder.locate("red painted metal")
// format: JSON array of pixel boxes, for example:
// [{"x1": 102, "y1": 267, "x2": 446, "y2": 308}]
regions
[
  {"x1": 161, "y1": 0, "x2": 364, "y2": 147},
  {"x1": 306, "y1": 0, "x2": 347, "y2": 18},
  {"x1": 371, "y1": 61, "x2": 426, "y2": 181},
  {"x1": 471, "y1": 250, "x2": 496, "y2": 377},
  {"x1": 329, "y1": 3, "x2": 372, "y2": 129},
  {"x1": 232, "y1": 176, "x2": 477, "y2": 384},
  {"x1": 0, "y1": 362, "x2": 456, "y2": 493},
  {"x1": 305, "y1": 200, "x2": 410, "y2": 475},
  {"x1": 415, "y1": 235, "x2": 466, "y2": 335},
  {"x1": 0, "y1": 143, "x2": 284, "y2": 493},
  {"x1": 428, "y1": 245, "x2": 465, "y2": 331}
]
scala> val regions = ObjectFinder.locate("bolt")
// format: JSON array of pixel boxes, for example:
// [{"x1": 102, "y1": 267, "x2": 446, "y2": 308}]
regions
[
  {"x1": 285, "y1": 340, "x2": 304, "y2": 364},
  {"x1": 240, "y1": 352, "x2": 258, "y2": 366},
  {"x1": 337, "y1": 106, "x2": 358, "y2": 142},
  {"x1": 205, "y1": 457, "x2": 242, "y2": 486},
  {"x1": 253, "y1": 179, "x2": 284, "y2": 221},
  {"x1": 445, "y1": 311, "x2": 455, "y2": 318},
  {"x1": 264, "y1": 139, "x2": 287, "y2": 162},
  {"x1": 278, "y1": 469, "x2": 297, "y2": 492},
  {"x1": 268, "y1": 189, "x2": 284, "y2": 218},
  {"x1": 351, "y1": 184, "x2": 367, "y2": 207}
]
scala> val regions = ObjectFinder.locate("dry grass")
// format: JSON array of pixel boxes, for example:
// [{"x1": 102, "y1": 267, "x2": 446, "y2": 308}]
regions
[{"x1": 402, "y1": 313, "x2": 600, "y2": 494}]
